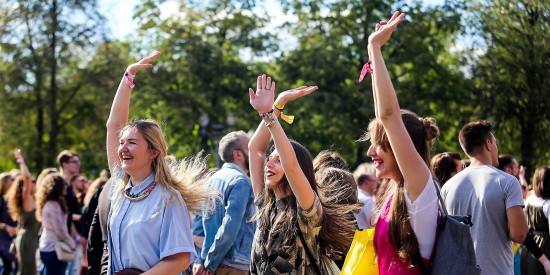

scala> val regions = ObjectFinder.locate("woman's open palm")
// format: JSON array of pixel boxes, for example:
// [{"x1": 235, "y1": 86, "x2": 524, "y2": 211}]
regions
[
  {"x1": 126, "y1": 51, "x2": 161, "y2": 75},
  {"x1": 249, "y1": 74, "x2": 275, "y2": 113},
  {"x1": 276, "y1": 86, "x2": 318, "y2": 106},
  {"x1": 368, "y1": 11, "x2": 405, "y2": 48}
]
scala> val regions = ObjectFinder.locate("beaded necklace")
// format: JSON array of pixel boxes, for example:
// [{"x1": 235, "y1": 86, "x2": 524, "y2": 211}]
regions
[{"x1": 123, "y1": 181, "x2": 157, "y2": 201}]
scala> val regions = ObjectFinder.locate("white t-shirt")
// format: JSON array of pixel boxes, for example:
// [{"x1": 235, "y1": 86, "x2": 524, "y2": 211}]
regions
[
  {"x1": 404, "y1": 173, "x2": 439, "y2": 259},
  {"x1": 354, "y1": 189, "x2": 375, "y2": 229}
]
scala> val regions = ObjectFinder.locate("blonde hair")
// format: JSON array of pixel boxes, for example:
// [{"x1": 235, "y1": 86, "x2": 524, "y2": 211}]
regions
[
  {"x1": 112, "y1": 119, "x2": 218, "y2": 214},
  {"x1": 36, "y1": 168, "x2": 58, "y2": 187},
  {"x1": 353, "y1": 163, "x2": 376, "y2": 180},
  {"x1": 83, "y1": 177, "x2": 109, "y2": 206}
]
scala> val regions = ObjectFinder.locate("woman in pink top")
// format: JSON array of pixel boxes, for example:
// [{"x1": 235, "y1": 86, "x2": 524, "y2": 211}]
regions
[
  {"x1": 36, "y1": 174, "x2": 76, "y2": 275},
  {"x1": 361, "y1": 11, "x2": 440, "y2": 274}
]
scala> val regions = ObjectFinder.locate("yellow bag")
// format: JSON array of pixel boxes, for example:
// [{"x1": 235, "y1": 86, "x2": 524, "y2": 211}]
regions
[{"x1": 341, "y1": 228, "x2": 379, "y2": 275}]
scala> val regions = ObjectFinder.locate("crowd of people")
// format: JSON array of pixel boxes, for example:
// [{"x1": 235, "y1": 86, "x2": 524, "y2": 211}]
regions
[{"x1": 0, "y1": 10, "x2": 548, "y2": 275}]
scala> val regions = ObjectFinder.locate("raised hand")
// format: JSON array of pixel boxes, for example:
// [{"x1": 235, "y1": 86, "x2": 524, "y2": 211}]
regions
[
  {"x1": 368, "y1": 11, "x2": 405, "y2": 48},
  {"x1": 519, "y1": 165, "x2": 526, "y2": 177},
  {"x1": 275, "y1": 86, "x2": 318, "y2": 107},
  {"x1": 249, "y1": 74, "x2": 275, "y2": 113},
  {"x1": 13, "y1": 149, "x2": 24, "y2": 163},
  {"x1": 126, "y1": 51, "x2": 161, "y2": 75}
]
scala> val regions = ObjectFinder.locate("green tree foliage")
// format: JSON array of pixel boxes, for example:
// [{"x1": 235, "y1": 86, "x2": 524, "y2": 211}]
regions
[
  {"x1": 467, "y1": 0, "x2": 550, "y2": 171},
  {"x1": 129, "y1": 0, "x2": 276, "y2": 162},
  {"x1": 275, "y1": 0, "x2": 467, "y2": 167},
  {"x1": 0, "y1": 0, "x2": 106, "y2": 173},
  {"x1": 0, "y1": 0, "x2": 547, "y2": 178}
]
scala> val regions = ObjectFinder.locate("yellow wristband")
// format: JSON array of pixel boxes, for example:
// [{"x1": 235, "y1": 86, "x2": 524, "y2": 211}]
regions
[
  {"x1": 273, "y1": 103, "x2": 294, "y2": 124},
  {"x1": 274, "y1": 102, "x2": 285, "y2": 111}
]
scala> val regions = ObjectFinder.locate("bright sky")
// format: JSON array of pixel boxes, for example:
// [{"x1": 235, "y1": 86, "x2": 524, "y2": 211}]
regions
[{"x1": 98, "y1": 0, "x2": 445, "y2": 40}]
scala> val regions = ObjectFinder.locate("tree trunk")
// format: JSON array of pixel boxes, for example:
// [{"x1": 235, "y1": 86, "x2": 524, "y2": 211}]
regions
[
  {"x1": 34, "y1": 72, "x2": 45, "y2": 170},
  {"x1": 47, "y1": 0, "x2": 59, "y2": 167},
  {"x1": 520, "y1": 120, "x2": 535, "y2": 183}
]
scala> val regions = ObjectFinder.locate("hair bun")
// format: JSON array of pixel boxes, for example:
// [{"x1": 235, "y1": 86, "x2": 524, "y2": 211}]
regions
[{"x1": 422, "y1": 117, "x2": 440, "y2": 141}]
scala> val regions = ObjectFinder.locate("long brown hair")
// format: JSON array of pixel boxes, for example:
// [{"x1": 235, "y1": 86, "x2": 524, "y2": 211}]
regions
[
  {"x1": 534, "y1": 165, "x2": 550, "y2": 199},
  {"x1": 362, "y1": 109, "x2": 439, "y2": 263},
  {"x1": 7, "y1": 174, "x2": 25, "y2": 221},
  {"x1": 255, "y1": 140, "x2": 360, "y2": 261},
  {"x1": 315, "y1": 167, "x2": 362, "y2": 259},
  {"x1": 36, "y1": 174, "x2": 68, "y2": 222},
  {"x1": 0, "y1": 172, "x2": 14, "y2": 197}
]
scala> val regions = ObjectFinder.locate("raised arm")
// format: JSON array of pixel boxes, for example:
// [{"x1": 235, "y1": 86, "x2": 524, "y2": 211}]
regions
[
  {"x1": 106, "y1": 51, "x2": 161, "y2": 172},
  {"x1": 14, "y1": 149, "x2": 34, "y2": 211},
  {"x1": 368, "y1": 12, "x2": 429, "y2": 200},
  {"x1": 249, "y1": 74, "x2": 317, "y2": 210},
  {"x1": 248, "y1": 78, "x2": 317, "y2": 199}
]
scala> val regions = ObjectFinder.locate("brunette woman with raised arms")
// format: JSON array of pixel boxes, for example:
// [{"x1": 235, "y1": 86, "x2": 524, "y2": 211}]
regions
[{"x1": 361, "y1": 11, "x2": 440, "y2": 274}]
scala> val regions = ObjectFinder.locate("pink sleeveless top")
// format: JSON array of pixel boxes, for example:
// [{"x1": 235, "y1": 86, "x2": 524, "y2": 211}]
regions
[{"x1": 374, "y1": 197, "x2": 430, "y2": 275}]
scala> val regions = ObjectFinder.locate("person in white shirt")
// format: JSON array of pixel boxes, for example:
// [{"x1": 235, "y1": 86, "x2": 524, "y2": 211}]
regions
[{"x1": 354, "y1": 173, "x2": 378, "y2": 229}]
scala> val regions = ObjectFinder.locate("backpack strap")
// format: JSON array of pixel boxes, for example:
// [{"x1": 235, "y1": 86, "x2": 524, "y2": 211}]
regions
[{"x1": 413, "y1": 179, "x2": 445, "y2": 275}]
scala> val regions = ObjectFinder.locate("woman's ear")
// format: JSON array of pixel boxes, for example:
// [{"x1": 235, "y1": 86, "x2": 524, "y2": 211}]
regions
[{"x1": 149, "y1": 149, "x2": 160, "y2": 160}]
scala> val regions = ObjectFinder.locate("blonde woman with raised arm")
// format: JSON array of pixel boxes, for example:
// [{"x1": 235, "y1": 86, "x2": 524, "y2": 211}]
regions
[{"x1": 105, "y1": 51, "x2": 217, "y2": 275}]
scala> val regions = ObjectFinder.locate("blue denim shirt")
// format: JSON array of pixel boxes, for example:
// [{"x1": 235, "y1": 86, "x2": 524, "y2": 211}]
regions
[{"x1": 196, "y1": 163, "x2": 256, "y2": 272}]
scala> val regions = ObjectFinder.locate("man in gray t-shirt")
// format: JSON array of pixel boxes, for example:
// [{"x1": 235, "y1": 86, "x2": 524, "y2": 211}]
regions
[{"x1": 441, "y1": 120, "x2": 527, "y2": 275}]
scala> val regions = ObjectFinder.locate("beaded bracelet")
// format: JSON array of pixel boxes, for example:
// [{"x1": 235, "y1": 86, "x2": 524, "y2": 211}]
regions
[
  {"x1": 124, "y1": 71, "x2": 135, "y2": 89},
  {"x1": 260, "y1": 110, "x2": 278, "y2": 127}
]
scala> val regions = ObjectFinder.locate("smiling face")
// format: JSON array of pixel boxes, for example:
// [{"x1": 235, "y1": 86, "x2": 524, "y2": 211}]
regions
[
  {"x1": 264, "y1": 150, "x2": 285, "y2": 189},
  {"x1": 118, "y1": 127, "x2": 157, "y2": 177},
  {"x1": 367, "y1": 144, "x2": 400, "y2": 181}
]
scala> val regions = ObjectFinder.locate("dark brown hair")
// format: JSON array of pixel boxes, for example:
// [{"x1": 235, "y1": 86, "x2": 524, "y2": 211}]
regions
[
  {"x1": 459, "y1": 120, "x2": 493, "y2": 156},
  {"x1": 497, "y1": 154, "x2": 515, "y2": 171},
  {"x1": 255, "y1": 140, "x2": 359, "y2": 261},
  {"x1": 313, "y1": 150, "x2": 349, "y2": 174},
  {"x1": 431, "y1": 152, "x2": 462, "y2": 186},
  {"x1": 533, "y1": 166, "x2": 550, "y2": 199},
  {"x1": 362, "y1": 109, "x2": 439, "y2": 263}
]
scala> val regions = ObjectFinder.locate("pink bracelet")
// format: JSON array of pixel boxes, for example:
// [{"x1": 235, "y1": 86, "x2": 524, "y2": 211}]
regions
[
  {"x1": 358, "y1": 61, "x2": 373, "y2": 83},
  {"x1": 124, "y1": 76, "x2": 135, "y2": 89},
  {"x1": 124, "y1": 71, "x2": 135, "y2": 89},
  {"x1": 125, "y1": 71, "x2": 135, "y2": 80}
]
